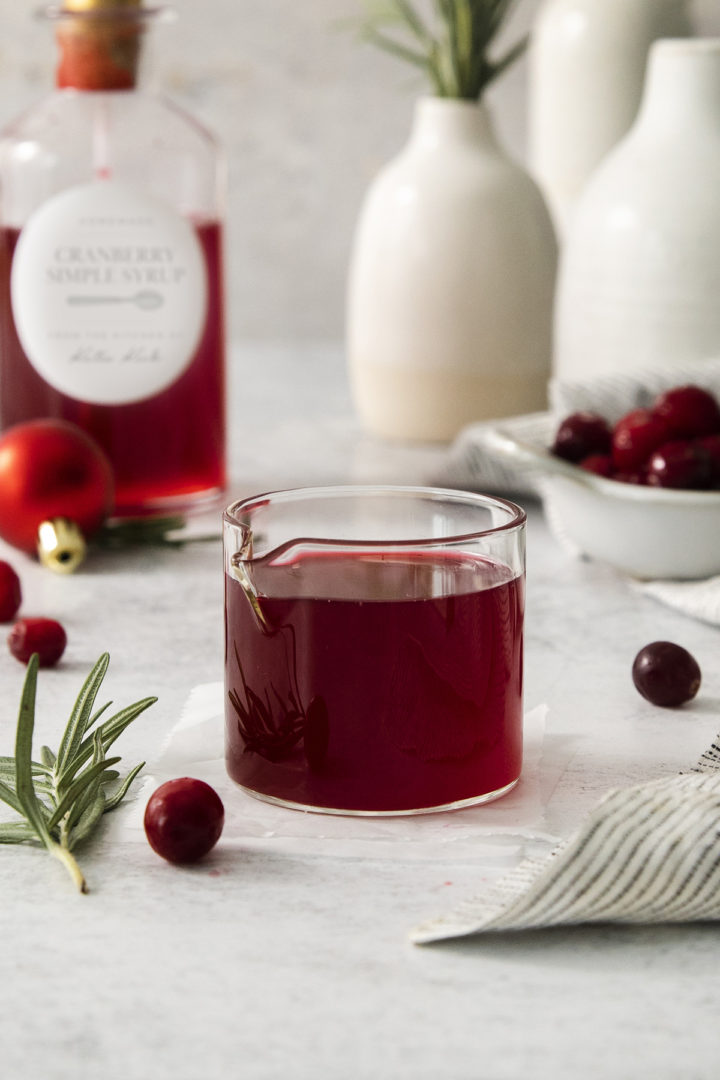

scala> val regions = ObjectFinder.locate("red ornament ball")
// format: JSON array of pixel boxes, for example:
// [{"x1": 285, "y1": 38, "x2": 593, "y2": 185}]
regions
[
  {"x1": 144, "y1": 778, "x2": 225, "y2": 864},
  {"x1": 0, "y1": 561, "x2": 22, "y2": 622},
  {"x1": 0, "y1": 420, "x2": 114, "y2": 555}
]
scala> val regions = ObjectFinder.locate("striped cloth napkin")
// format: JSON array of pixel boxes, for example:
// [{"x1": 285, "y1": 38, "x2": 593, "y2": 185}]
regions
[{"x1": 411, "y1": 734, "x2": 720, "y2": 943}]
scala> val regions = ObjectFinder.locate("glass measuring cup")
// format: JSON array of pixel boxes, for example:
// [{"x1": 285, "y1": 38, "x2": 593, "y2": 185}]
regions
[{"x1": 223, "y1": 485, "x2": 525, "y2": 816}]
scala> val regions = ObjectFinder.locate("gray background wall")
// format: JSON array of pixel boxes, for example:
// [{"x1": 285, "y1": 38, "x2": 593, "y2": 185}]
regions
[{"x1": 0, "y1": 0, "x2": 718, "y2": 343}]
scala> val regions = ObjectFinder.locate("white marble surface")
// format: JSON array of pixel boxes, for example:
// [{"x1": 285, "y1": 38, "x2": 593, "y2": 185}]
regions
[{"x1": 1, "y1": 344, "x2": 720, "y2": 1079}]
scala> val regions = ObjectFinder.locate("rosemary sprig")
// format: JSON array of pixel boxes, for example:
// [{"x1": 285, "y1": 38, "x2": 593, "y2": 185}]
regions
[
  {"x1": 0, "y1": 653, "x2": 156, "y2": 893},
  {"x1": 93, "y1": 515, "x2": 220, "y2": 550},
  {"x1": 358, "y1": 0, "x2": 527, "y2": 100}
]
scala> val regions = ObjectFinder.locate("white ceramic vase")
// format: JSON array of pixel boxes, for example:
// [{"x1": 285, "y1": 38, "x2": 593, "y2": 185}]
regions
[
  {"x1": 529, "y1": 0, "x2": 692, "y2": 237},
  {"x1": 346, "y1": 97, "x2": 557, "y2": 443},
  {"x1": 554, "y1": 39, "x2": 720, "y2": 383}
]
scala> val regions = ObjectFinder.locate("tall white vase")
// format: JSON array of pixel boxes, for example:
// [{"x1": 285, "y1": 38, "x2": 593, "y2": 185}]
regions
[
  {"x1": 346, "y1": 97, "x2": 557, "y2": 443},
  {"x1": 554, "y1": 39, "x2": 720, "y2": 382},
  {"x1": 529, "y1": 0, "x2": 692, "y2": 237}
]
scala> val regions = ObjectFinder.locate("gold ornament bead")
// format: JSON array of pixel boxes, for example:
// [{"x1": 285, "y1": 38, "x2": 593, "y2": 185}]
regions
[
  {"x1": 61, "y1": 0, "x2": 143, "y2": 11},
  {"x1": 37, "y1": 518, "x2": 88, "y2": 574}
]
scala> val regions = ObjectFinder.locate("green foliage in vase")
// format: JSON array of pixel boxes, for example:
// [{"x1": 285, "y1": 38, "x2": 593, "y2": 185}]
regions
[{"x1": 358, "y1": 0, "x2": 527, "y2": 100}]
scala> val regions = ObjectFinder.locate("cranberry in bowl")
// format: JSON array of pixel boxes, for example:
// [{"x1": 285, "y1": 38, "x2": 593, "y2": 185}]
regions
[{"x1": 477, "y1": 387, "x2": 720, "y2": 580}]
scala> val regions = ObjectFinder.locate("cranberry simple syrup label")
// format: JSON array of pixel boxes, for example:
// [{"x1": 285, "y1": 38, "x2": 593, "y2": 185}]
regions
[{"x1": 10, "y1": 182, "x2": 207, "y2": 405}]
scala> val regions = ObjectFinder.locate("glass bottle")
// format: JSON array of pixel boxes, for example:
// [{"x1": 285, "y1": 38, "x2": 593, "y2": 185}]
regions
[
  {"x1": 0, "y1": 0, "x2": 226, "y2": 517},
  {"x1": 529, "y1": 0, "x2": 692, "y2": 238}
]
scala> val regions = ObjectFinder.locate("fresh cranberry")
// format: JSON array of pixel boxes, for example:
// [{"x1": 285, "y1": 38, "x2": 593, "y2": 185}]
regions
[
  {"x1": 0, "y1": 561, "x2": 21, "y2": 622},
  {"x1": 8, "y1": 617, "x2": 67, "y2": 666},
  {"x1": 551, "y1": 412, "x2": 612, "y2": 463},
  {"x1": 613, "y1": 469, "x2": 647, "y2": 486},
  {"x1": 611, "y1": 408, "x2": 670, "y2": 472},
  {"x1": 632, "y1": 641, "x2": 701, "y2": 707},
  {"x1": 652, "y1": 385, "x2": 720, "y2": 440},
  {"x1": 144, "y1": 777, "x2": 224, "y2": 864},
  {"x1": 579, "y1": 453, "x2": 614, "y2": 478},
  {"x1": 696, "y1": 434, "x2": 720, "y2": 485},
  {"x1": 645, "y1": 440, "x2": 713, "y2": 489}
]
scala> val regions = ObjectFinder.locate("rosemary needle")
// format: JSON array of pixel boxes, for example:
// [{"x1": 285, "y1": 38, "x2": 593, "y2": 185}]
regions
[
  {"x1": 358, "y1": 0, "x2": 527, "y2": 101},
  {"x1": 0, "y1": 652, "x2": 156, "y2": 893}
]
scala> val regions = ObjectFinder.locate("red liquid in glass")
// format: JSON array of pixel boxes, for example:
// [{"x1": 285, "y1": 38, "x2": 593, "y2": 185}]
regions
[
  {"x1": 224, "y1": 549, "x2": 524, "y2": 813},
  {"x1": 0, "y1": 221, "x2": 226, "y2": 516}
]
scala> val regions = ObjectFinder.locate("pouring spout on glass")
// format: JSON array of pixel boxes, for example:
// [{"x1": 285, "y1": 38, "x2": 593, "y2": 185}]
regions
[{"x1": 227, "y1": 522, "x2": 271, "y2": 633}]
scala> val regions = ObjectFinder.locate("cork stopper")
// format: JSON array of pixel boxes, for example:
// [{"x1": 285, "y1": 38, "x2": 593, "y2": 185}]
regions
[
  {"x1": 54, "y1": 0, "x2": 146, "y2": 90},
  {"x1": 37, "y1": 518, "x2": 88, "y2": 574},
  {"x1": 61, "y1": 0, "x2": 143, "y2": 11}
]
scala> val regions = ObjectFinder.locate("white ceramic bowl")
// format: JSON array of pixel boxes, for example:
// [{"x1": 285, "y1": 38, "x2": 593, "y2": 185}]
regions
[{"x1": 479, "y1": 425, "x2": 720, "y2": 580}]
